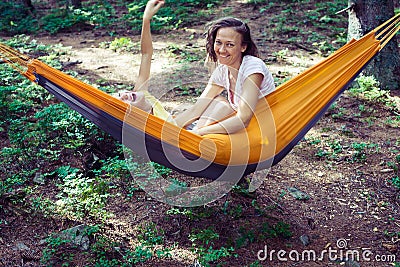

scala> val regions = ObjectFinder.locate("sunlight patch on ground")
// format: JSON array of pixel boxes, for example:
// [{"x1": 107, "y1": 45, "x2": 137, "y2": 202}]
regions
[
  {"x1": 66, "y1": 41, "x2": 181, "y2": 84},
  {"x1": 169, "y1": 248, "x2": 197, "y2": 265},
  {"x1": 267, "y1": 53, "x2": 326, "y2": 82}
]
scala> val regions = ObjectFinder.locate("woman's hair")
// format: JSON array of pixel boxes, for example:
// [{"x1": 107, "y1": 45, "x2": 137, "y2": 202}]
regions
[{"x1": 205, "y1": 17, "x2": 259, "y2": 62}]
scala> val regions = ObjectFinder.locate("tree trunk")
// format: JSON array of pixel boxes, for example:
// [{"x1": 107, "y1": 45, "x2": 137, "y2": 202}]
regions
[
  {"x1": 21, "y1": 0, "x2": 34, "y2": 11},
  {"x1": 69, "y1": 0, "x2": 82, "y2": 8},
  {"x1": 348, "y1": 0, "x2": 400, "y2": 90}
]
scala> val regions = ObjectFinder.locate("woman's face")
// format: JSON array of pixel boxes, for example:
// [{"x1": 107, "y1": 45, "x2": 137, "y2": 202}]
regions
[{"x1": 213, "y1": 27, "x2": 247, "y2": 69}]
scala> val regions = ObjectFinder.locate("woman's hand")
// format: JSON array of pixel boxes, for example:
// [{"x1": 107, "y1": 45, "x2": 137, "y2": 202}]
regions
[{"x1": 143, "y1": 0, "x2": 165, "y2": 21}]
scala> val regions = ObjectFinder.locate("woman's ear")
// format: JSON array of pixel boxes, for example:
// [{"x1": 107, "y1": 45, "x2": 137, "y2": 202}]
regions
[{"x1": 241, "y1": 44, "x2": 247, "y2": 53}]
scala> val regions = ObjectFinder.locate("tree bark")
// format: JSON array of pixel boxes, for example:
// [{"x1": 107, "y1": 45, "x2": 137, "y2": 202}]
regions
[
  {"x1": 69, "y1": 0, "x2": 82, "y2": 8},
  {"x1": 21, "y1": 0, "x2": 34, "y2": 11},
  {"x1": 348, "y1": 0, "x2": 400, "y2": 90}
]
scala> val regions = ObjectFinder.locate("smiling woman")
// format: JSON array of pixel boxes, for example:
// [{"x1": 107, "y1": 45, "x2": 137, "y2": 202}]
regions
[{"x1": 174, "y1": 17, "x2": 275, "y2": 135}]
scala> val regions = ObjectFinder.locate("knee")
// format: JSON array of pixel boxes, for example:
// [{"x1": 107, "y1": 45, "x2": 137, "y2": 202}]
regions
[{"x1": 212, "y1": 97, "x2": 235, "y2": 115}]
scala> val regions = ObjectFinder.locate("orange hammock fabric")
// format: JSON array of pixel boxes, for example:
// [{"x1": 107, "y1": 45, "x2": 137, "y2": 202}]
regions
[{"x1": 1, "y1": 14, "x2": 399, "y2": 179}]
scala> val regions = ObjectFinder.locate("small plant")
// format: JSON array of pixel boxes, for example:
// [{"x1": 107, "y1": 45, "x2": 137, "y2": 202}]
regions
[
  {"x1": 189, "y1": 227, "x2": 219, "y2": 246},
  {"x1": 272, "y1": 48, "x2": 289, "y2": 60},
  {"x1": 137, "y1": 222, "x2": 165, "y2": 247},
  {"x1": 166, "y1": 44, "x2": 203, "y2": 63},
  {"x1": 391, "y1": 176, "x2": 400, "y2": 189},
  {"x1": 104, "y1": 37, "x2": 138, "y2": 52},
  {"x1": 350, "y1": 75, "x2": 397, "y2": 108},
  {"x1": 388, "y1": 154, "x2": 400, "y2": 173},
  {"x1": 248, "y1": 261, "x2": 263, "y2": 267},
  {"x1": 189, "y1": 227, "x2": 236, "y2": 266},
  {"x1": 315, "y1": 139, "x2": 343, "y2": 161},
  {"x1": 235, "y1": 226, "x2": 256, "y2": 248},
  {"x1": 55, "y1": 172, "x2": 111, "y2": 220},
  {"x1": 349, "y1": 142, "x2": 379, "y2": 163}
]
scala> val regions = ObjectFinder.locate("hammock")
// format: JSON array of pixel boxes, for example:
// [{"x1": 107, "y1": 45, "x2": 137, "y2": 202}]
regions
[{"x1": 1, "y1": 14, "x2": 399, "y2": 180}]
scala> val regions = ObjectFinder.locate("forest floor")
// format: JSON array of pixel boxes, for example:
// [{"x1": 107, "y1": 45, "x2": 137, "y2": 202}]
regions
[{"x1": 1, "y1": 0, "x2": 400, "y2": 266}]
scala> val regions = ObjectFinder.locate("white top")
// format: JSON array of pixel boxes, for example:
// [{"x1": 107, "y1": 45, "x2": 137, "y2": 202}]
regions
[{"x1": 210, "y1": 55, "x2": 275, "y2": 110}]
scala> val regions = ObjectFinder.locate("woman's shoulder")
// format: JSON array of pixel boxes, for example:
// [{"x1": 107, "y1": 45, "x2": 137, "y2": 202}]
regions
[
  {"x1": 243, "y1": 55, "x2": 264, "y2": 64},
  {"x1": 242, "y1": 55, "x2": 268, "y2": 73}
]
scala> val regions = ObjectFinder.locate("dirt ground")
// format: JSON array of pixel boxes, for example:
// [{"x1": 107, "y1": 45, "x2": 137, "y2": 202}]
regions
[{"x1": 1, "y1": 0, "x2": 400, "y2": 266}]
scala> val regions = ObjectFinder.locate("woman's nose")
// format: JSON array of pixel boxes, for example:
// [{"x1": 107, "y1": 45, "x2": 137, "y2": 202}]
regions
[{"x1": 219, "y1": 44, "x2": 226, "y2": 52}]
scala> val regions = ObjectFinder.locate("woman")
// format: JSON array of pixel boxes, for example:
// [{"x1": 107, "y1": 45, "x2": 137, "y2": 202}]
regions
[
  {"x1": 174, "y1": 17, "x2": 275, "y2": 135},
  {"x1": 121, "y1": 1, "x2": 275, "y2": 135},
  {"x1": 118, "y1": 0, "x2": 169, "y2": 120}
]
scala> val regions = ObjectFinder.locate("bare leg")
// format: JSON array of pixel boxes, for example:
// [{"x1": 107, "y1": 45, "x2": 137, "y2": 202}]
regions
[{"x1": 197, "y1": 96, "x2": 235, "y2": 128}]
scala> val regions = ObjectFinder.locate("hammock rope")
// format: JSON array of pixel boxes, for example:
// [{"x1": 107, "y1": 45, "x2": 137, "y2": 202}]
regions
[
  {"x1": 0, "y1": 43, "x2": 31, "y2": 73},
  {"x1": 375, "y1": 13, "x2": 400, "y2": 49}
]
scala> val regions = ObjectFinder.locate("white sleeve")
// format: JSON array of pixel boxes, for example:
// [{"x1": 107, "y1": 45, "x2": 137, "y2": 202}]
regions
[
  {"x1": 241, "y1": 57, "x2": 275, "y2": 97},
  {"x1": 242, "y1": 57, "x2": 265, "y2": 79},
  {"x1": 209, "y1": 65, "x2": 226, "y2": 87}
]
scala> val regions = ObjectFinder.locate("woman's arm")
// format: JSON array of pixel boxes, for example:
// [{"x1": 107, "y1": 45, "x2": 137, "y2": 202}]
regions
[
  {"x1": 195, "y1": 73, "x2": 263, "y2": 135},
  {"x1": 174, "y1": 82, "x2": 224, "y2": 128}
]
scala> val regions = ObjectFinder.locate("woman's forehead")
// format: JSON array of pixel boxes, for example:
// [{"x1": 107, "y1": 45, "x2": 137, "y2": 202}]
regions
[{"x1": 215, "y1": 27, "x2": 242, "y2": 42}]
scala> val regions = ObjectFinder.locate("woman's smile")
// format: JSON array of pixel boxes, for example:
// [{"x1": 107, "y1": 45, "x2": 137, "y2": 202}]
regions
[{"x1": 214, "y1": 27, "x2": 247, "y2": 69}]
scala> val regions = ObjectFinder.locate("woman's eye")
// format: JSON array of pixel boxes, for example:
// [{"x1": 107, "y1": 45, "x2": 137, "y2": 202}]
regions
[
  {"x1": 215, "y1": 41, "x2": 222, "y2": 45},
  {"x1": 227, "y1": 43, "x2": 234, "y2": 47}
]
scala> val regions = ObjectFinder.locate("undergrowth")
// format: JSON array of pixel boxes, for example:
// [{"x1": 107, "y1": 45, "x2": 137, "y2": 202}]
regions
[
  {"x1": 1, "y1": 1, "x2": 399, "y2": 266},
  {"x1": 0, "y1": 0, "x2": 223, "y2": 35}
]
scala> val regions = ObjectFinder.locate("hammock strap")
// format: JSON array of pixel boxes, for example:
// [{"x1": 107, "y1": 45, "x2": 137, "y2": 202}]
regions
[
  {"x1": 379, "y1": 24, "x2": 400, "y2": 49},
  {"x1": 374, "y1": 13, "x2": 400, "y2": 49},
  {"x1": 374, "y1": 12, "x2": 400, "y2": 35},
  {"x1": 0, "y1": 43, "x2": 31, "y2": 74}
]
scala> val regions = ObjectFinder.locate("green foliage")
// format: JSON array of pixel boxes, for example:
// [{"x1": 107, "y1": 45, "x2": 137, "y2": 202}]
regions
[
  {"x1": 93, "y1": 156, "x2": 131, "y2": 180},
  {"x1": 392, "y1": 176, "x2": 400, "y2": 190},
  {"x1": 315, "y1": 139, "x2": 343, "y2": 160},
  {"x1": 91, "y1": 230, "x2": 169, "y2": 266},
  {"x1": 167, "y1": 44, "x2": 204, "y2": 63},
  {"x1": 35, "y1": 103, "x2": 100, "y2": 149},
  {"x1": 41, "y1": 234, "x2": 74, "y2": 264},
  {"x1": 0, "y1": 2, "x2": 38, "y2": 34},
  {"x1": 390, "y1": 154, "x2": 400, "y2": 192},
  {"x1": 349, "y1": 142, "x2": 379, "y2": 163},
  {"x1": 256, "y1": 0, "x2": 347, "y2": 53},
  {"x1": 188, "y1": 227, "x2": 236, "y2": 266},
  {"x1": 41, "y1": 3, "x2": 116, "y2": 34},
  {"x1": 350, "y1": 76, "x2": 383, "y2": 99},
  {"x1": 349, "y1": 75, "x2": 398, "y2": 109},
  {"x1": 235, "y1": 221, "x2": 292, "y2": 248},
  {"x1": 197, "y1": 246, "x2": 235, "y2": 266},
  {"x1": 102, "y1": 37, "x2": 138, "y2": 53},
  {"x1": 151, "y1": 162, "x2": 172, "y2": 177},
  {"x1": 55, "y1": 172, "x2": 111, "y2": 220},
  {"x1": 125, "y1": 0, "x2": 223, "y2": 32},
  {"x1": 166, "y1": 206, "x2": 216, "y2": 220},
  {"x1": 189, "y1": 227, "x2": 220, "y2": 245},
  {"x1": 1, "y1": 0, "x2": 222, "y2": 35},
  {"x1": 314, "y1": 138, "x2": 380, "y2": 163},
  {"x1": 41, "y1": 225, "x2": 101, "y2": 265}
]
